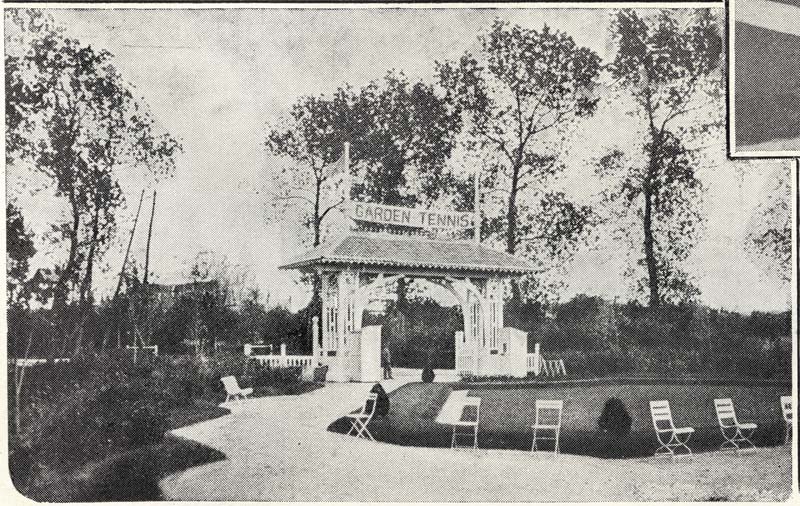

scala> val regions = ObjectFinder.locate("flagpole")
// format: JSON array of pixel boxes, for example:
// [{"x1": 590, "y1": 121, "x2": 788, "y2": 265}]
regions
[
  {"x1": 343, "y1": 142, "x2": 353, "y2": 232},
  {"x1": 474, "y1": 168, "x2": 480, "y2": 244},
  {"x1": 343, "y1": 141, "x2": 349, "y2": 174}
]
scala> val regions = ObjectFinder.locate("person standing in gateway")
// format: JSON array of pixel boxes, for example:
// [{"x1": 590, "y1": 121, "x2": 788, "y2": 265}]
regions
[{"x1": 382, "y1": 345, "x2": 393, "y2": 379}]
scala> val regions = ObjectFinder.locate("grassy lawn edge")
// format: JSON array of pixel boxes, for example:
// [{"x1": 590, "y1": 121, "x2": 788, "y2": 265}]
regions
[{"x1": 328, "y1": 380, "x2": 791, "y2": 459}]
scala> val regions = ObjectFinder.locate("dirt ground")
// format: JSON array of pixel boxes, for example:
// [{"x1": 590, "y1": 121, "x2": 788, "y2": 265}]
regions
[{"x1": 160, "y1": 381, "x2": 793, "y2": 502}]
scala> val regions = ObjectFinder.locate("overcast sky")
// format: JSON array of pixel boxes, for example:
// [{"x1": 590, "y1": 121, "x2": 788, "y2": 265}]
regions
[{"x1": 6, "y1": 6, "x2": 793, "y2": 312}]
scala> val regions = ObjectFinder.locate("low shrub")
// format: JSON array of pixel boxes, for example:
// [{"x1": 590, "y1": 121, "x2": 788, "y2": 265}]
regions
[
  {"x1": 421, "y1": 365, "x2": 435, "y2": 383},
  {"x1": 598, "y1": 397, "x2": 632, "y2": 437},
  {"x1": 597, "y1": 397, "x2": 634, "y2": 456},
  {"x1": 20, "y1": 378, "x2": 172, "y2": 474},
  {"x1": 248, "y1": 363, "x2": 302, "y2": 389},
  {"x1": 370, "y1": 383, "x2": 390, "y2": 418}
]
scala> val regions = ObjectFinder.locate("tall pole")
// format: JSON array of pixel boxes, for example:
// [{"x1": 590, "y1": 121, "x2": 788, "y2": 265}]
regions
[
  {"x1": 143, "y1": 189, "x2": 156, "y2": 288},
  {"x1": 115, "y1": 189, "x2": 146, "y2": 298},
  {"x1": 343, "y1": 141, "x2": 350, "y2": 174},
  {"x1": 140, "y1": 189, "x2": 157, "y2": 347},
  {"x1": 343, "y1": 141, "x2": 351, "y2": 212},
  {"x1": 474, "y1": 168, "x2": 480, "y2": 244},
  {"x1": 112, "y1": 189, "x2": 145, "y2": 348}
]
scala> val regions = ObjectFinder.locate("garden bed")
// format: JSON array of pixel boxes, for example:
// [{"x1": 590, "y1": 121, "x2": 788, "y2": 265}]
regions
[
  {"x1": 10, "y1": 351, "x2": 328, "y2": 501},
  {"x1": 25, "y1": 434, "x2": 226, "y2": 502},
  {"x1": 328, "y1": 380, "x2": 791, "y2": 459},
  {"x1": 12, "y1": 398, "x2": 230, "y2": 502}
]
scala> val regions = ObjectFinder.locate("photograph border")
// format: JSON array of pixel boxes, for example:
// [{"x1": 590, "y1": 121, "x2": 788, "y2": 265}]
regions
[
  {"x1": 2, "y1": 2, "x2": 797, "y2": 504},
  {"x1": 727, "y1": 0, "x2": 800, "y2": 158}
]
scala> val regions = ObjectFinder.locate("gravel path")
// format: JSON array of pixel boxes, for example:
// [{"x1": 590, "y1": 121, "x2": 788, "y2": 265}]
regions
[{"x1": 161, "y1": 382, "x2": 792, "y2": 502}]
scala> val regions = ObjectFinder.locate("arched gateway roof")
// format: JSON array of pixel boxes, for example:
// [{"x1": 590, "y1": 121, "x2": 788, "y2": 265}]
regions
[{"x1": 279, "y1": 233, "x2": 536, "y2": 276}]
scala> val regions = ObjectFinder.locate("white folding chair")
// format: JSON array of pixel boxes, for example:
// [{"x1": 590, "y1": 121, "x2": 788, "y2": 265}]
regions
[
  {"x1": 221, "y1": 375, "x2": 253, "y2": 404},
  {"x1": 345, "y1": 392, "x2": 378, "y2": 441},
  {"x1": 650, "y1": 400, "x2": 694, "y2": 459},
  {"x1": 781, "y1": 395, "x2": 793, "y2": 444},
  {"x1": 451, "y1": 397, "x2": 481, "y2": 450},
  {"x1": 531, "y1": 399, "x2": 563, "y2": 455},
  {"x1": 714, "y1": 398, "x2": 757, "y2": 452}
]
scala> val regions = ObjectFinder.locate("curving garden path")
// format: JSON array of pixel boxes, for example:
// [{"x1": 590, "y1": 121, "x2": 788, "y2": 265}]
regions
[{"x1": 161, "y1": 378, "x2": 792, "y2": 502}]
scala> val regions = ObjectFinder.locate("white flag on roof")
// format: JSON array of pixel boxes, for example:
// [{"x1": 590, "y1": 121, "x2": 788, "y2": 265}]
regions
[
  {"x1": 327, "y1": 142, "x2": 350, "y2": 174},
  {"x1": 328, "y1": 142, "x2": 351, "y2": 198}
]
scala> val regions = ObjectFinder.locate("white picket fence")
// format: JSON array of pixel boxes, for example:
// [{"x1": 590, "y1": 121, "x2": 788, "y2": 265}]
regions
[
  {"x1": 250, "y1": 354, "x2": 315, "y2": 370},
  {"x1": 244, "y1": 343, "x2": 314, "y2": 371},
  {"x1": 8, "y1": 357, "x2": 71, "y2": 367}
]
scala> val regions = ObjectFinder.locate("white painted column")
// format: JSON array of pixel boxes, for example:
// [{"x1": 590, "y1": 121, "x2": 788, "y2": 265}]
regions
[
  {"x1": 312, "y1": 315, "x2": 320, "y2": 362},
  {"x1": 360, "y1": 325, "x2": 382, "y2": 382},
  {"x1": 353, "y1": 273, "x2": 365, "y2": 332},
  {"x1": 321, "y1": 273, "x2": 338, "y2": 355},
  {"x1": 337, "y1": 270, "x2": 359, "y2": 380},
  {"x1": 337, "y1": 270, "x2": 358, "y2": 344},
  {"x1": 486, "y1": 278, "x2": 504, "y2": 353}
]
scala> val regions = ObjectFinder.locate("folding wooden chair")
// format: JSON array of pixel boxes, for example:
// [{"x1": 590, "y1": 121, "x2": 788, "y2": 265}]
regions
[
  {"x1": 650, "y1": 400, "x2": 694, "y2": 459},
  {"x1": 531, "y1": 399, "x2": 563, "y2": 455},
  {"x1": 714, "y1": 398, "x2": 757, "y2": 452},
  {"x1": 221, "y1": 375, "x2": 253, "y2": 404},
  {"x1": 451, "y1": 397, "x2": 481, "y2": 450},
  {"x1": 345, "y1": 392, "x2": 378, "y2": 441},
  {"x1": 781, "y1": 395, "x2": 793, "y2": 444}
]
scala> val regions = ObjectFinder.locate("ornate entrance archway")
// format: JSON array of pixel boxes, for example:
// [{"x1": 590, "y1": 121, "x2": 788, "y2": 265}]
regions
[{"x1": 279, "y1": 232, "x2": 535, "y2": 381}]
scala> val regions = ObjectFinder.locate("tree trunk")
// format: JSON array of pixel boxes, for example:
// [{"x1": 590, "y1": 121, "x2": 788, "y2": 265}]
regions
[
  {"x1": 50, "y1": 197, "x2": 81, "y2": 362},
  {"x1": 311, "y1": 178, "x2": 323, "y2": 349},
  {"x1": 505, "y1": 161, "x2": 523, "y2": 323},
  {"x1": 13, "y1": 331, "x2": 34, "y2": 435},
  {"x1": 643, "y1": 91, "x2": 661, "y2": 308},
  {"x1": 505, "y1": 165, "x2": 520, "y2": 255},
  {"x1": 642, "y1": 182, "x2": 659, "y2": 307},
  {"x1": 75, "y1": 197, "x2": 101, "y2": 355},
  {"x1": 396, "y1": 277, "x2": 408, "y2": 316}
]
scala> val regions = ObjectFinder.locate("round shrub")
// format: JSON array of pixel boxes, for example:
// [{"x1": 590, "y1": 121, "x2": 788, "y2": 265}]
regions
[
  {"x1": 370, "y1": 383, "x2": 390, "y2": 418},
  {"x1": 421, "y1": 365, "x2": 435, "y2": 383},
  {"x1": 597, "y1": 397, "x2": 632, "y2": 437}
]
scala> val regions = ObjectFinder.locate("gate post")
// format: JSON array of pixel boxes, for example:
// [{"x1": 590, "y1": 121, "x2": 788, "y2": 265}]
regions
[
  {"x1": 360, "y1": 325, "x2": 382, "y2": 382},
  {"x1": 312, "y1": 315, "x2": 320, "y2": 361}
]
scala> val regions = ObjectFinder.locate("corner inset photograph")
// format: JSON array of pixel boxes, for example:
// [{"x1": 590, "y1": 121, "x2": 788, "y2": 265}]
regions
[{"x1": 731, "y1": 0, "x2": 800, "y2": 156}]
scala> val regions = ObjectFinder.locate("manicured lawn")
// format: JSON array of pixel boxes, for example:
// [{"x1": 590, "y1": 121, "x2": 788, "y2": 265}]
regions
[
  {"x1": 329, "y1": 383, "x2": 454, "y2": 447},
  {"x1": 330, "y1": 381, "x2": 791, "y2": 458}
]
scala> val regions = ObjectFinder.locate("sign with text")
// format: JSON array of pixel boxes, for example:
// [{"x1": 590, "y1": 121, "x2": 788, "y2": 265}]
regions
[{"x1": 348, "y1": 201, "x2": 474, "y2": 230}]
